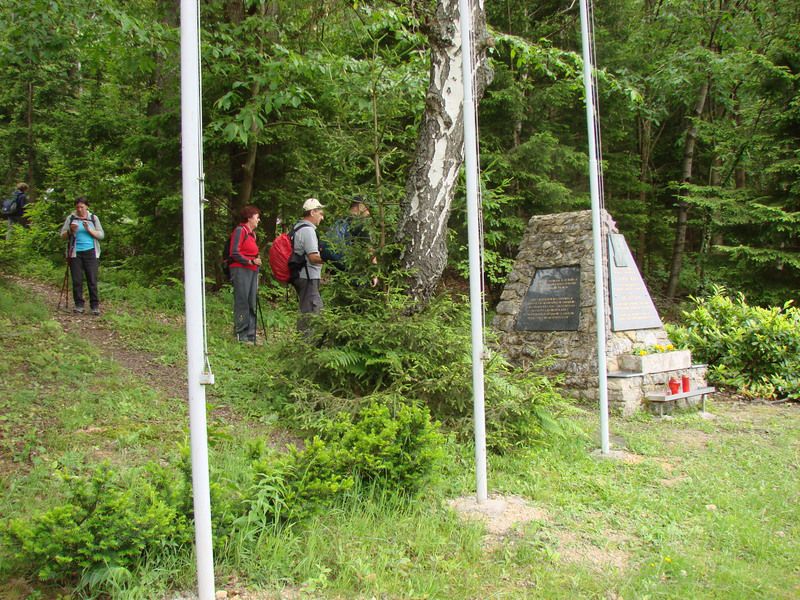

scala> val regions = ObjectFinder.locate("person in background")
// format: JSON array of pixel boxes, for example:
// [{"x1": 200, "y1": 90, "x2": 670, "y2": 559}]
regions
[
  {"x1": 228, "y1": 205, "x2": 263, "y2": 343},
  {"x1": 320, "y1": 196, "x2": 377, "y2": 287},
  {"x1": 59, "y1": 197, "x2": 105, "y2": 315},
  {"x1": 346, "y1": 197, "x2": 378, "y2": 286},
  {"x1": 4, "y1": 182, "x2": 29, "y2": 240},
  {"x1": 292, "y1": 198, "x2": 325, "y2": 331}
]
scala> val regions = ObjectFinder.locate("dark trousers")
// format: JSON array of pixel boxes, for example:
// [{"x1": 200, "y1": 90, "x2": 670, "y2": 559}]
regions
[
  {"x1": 70, "y1": 250, "x2": 100, "y2": 308},
  {"x1": 292, "y1": 278, "x2": 322, "y2": 333},
  {"x1": 231, "y1": 267, "x2": 259, "y2": 341}
]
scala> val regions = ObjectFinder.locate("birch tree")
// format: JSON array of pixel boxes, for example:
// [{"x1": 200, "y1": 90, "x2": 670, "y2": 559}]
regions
[{"x1": 396, "y1": 0, "x2": 492, "y2": 306}]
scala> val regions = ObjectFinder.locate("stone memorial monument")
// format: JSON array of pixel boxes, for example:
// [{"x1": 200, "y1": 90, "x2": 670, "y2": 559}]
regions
[{"x1": 492, "y1": 210, "x2": 709, "y2": 414}]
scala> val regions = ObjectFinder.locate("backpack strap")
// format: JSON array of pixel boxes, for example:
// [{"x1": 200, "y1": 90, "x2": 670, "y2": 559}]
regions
[{"x1": 290, "y1": 222, "x2": 314, "y2": 279}]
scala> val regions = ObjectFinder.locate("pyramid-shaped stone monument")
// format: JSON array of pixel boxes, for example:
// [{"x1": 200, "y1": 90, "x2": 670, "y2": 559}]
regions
[{"x1": 492, "y1": 210, "x2": 710, "y2": 415}]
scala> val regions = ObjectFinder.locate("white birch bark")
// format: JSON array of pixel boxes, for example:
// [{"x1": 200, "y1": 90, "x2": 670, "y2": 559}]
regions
[{"x1": 396, "y1": 0, "x2": 492, "y2": 306}]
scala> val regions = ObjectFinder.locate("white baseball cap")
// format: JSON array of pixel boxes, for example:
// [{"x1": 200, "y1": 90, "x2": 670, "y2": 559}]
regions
[{"x1": 303, "y1": 198, "x2": 325, "y2": 211}]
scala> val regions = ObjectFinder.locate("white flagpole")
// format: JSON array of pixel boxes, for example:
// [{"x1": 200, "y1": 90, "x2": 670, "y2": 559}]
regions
[
  {"x1": 579, "y1": 0, "x2": 610, "y2": 454},
  {"x1": 458, "y1": 0, "x2": 488, "y2": 502},
  {"x1": 180, "y1": 0, "x2": 216, "y2": 597}
]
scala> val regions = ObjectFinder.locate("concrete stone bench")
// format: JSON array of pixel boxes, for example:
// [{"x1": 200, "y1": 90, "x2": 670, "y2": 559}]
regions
[{"x1": 644, "y1": 386, "x2": 716, "y2": 416}]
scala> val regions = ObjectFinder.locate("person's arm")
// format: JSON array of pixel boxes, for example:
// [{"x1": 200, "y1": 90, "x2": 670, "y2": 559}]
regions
[
  {"x1": 229, "y1": 227, "x2": 248, "y2": 265},
  {"x1": 59, "y1": 216, "x2": 73, "y2": 239},
  {"x1": 87, "y1": 215, "x2": 105, "y2": 240},
  {"x1": 304, "y1": 227, "x2": 323, "y2": 265}
]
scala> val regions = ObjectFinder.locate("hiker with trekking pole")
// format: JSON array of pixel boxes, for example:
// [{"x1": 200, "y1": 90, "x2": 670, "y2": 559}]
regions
[{"x1": 59, "y1": 197, "x2": 104, "y2": 315}]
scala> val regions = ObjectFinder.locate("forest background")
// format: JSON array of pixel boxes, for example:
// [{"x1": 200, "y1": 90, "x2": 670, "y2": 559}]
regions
[
  {"x1": 1, "y1": 0, "x2": 798, "y2": 306},
  {"x1": 2, "y1": 1, "x2": 800, "y2": 596}
]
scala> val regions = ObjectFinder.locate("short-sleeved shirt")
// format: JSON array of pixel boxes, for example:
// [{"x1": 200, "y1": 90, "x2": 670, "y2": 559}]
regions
[{"x1": 292, "y1": 220, "x2": 322, "y2": 280}]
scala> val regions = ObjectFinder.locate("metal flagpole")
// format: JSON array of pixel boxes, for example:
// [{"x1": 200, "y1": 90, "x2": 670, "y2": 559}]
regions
[
  {"x1": 579, "y1": 0, "x2": 610, "y2": 454},
  {"x1": 458, "y1": 0, "x2": 488, "y2": 502},
  {"x1": 180, "y1": 0, "x2": 216, "y2": 597}
]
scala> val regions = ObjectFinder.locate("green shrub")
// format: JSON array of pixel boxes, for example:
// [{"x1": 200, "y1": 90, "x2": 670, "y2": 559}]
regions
[
  {"x1": 325, "y1": 399, "x2": 445, "y2": 492},
  {"x1": 248, "y1": 400, "x2": 444, "y2": 523},
  {"x1": 2, "y1": 464, "x2": 191, "y2": 583},
  {"x1": 280, "y1": 291, "x2": 473, "y2": 407},
  {"x1": 667, "y1": 286, "x2": 800, "y2": 399},
  {"x1": 482, "y1": 354, "x2": 573, "y2": 453},
  {"x1": 275, "y1": 289, "x2": 571, "y2": 450}
]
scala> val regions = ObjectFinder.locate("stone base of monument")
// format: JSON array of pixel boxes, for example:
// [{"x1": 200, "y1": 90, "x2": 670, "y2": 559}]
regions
[
  {"x1": 607, "y1": 359, "x2": 710, "y2": 416},
  {"x1": 617, "y1": 349, "x2": 692, "y2": 374}
]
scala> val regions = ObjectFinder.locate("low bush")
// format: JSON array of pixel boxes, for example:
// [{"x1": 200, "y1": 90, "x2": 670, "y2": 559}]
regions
[
  {"x1": 2, "y1": 398, "x2": 445, "y2": 586},
  {"x1": 667, "y1": 286, "x2": 800, "y2": 399},
  {"x1": 248, "y1": 399, "x2": 444, "y2": 523},
  {"x1": 2, "y1": 464, "x2": 192, "y2": 583},
  {"x1": 325, "y1": 398, "x2": 445, "y2": 491}
]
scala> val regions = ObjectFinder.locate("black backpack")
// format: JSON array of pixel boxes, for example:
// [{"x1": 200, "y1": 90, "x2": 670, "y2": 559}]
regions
[
  {"x1": 1, "y1": 192, "x2": 23, "y2": 217},
  {"x1": 222, "y1": 235, "x2": 233, "y2": 280}
]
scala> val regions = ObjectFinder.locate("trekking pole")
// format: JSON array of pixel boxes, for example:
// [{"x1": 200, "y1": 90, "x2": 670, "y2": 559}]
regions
[
  {"x1": 256, "y1": 292, "x2": 268, "y2": 342},
  {"x1": 57, "y1": 261, "x2": 70, "y2": 311}
]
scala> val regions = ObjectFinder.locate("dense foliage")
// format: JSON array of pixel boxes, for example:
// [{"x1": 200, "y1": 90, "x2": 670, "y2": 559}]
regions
[
  {"x1": 275, "y1": 273, "x2": 571, "y2": 452},
  {"x1": 667, "y1": 287, "x2": 800, "y2": 399},
  {"x1": 0, "y1": 0, "x2": 797, "y2": 303}
]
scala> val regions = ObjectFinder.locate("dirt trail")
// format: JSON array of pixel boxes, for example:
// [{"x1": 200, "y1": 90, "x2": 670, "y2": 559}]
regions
[
  {"x1": 11, "y1": 275, "x2": 188, "y2": 400},
  {"x1": 9, "y1": 275, "x2": 296, "y2": 444}
]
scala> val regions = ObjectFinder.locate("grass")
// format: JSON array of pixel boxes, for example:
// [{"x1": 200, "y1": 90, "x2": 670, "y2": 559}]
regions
[{"x1": 1, "y1": 273, "x2": 799, "y2": 599}]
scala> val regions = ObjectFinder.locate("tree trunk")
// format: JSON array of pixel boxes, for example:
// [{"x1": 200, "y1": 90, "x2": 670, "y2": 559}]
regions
[
  {"x1": 26, "y1": 80, "x2": 35, "y2": 194},
  {"x1": 635, "y1": 115, "x2": 652, "y2": 272},
  {"x1": 371, "y1": 78, "x2": 386, "y2": 249},
  {"x1": 396, "y1": 0, "x2": 492, "y2": 307},
  {"x1": 698, "y1": 154, "x2": 722, "y2": 280},
  {"x1": 665, "y1": 78, "x2": 709, "y2": 299}
]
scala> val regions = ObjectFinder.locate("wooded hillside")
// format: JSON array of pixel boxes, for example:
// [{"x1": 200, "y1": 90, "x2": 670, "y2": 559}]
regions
[{"x1": 1, "y1": 0, "x2": 798, "y2": 304}]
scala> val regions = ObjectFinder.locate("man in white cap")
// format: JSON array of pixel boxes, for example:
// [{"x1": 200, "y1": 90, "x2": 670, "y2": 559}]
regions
[{"x1": 292, "y1": 197, "x2": 325, "y2": 330}]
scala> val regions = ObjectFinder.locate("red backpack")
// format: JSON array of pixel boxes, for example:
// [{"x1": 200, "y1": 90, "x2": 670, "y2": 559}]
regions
[{"x1": 268, "y1": 222, "x2": 311, "y2": 283}]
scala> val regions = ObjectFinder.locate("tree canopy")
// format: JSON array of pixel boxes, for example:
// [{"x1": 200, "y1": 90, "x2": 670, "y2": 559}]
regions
[{"x1": 1, "y1": 0, "x2": 797, "y2": 304}]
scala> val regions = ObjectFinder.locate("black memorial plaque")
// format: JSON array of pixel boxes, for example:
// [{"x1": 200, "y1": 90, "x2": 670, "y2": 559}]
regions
[
  {"x1": 515, "y1": 266, "x2": 581, "y2": 331},
  {"x1": 608, "y1": 233, "x2": 662, "y2": 331}
]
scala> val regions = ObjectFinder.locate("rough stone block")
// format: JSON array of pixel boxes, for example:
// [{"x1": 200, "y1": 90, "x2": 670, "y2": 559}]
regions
[
  {"x1": 495, "y1": 300, "x2": 515, "y2": 315},
  {"x1": 618, "y1": 349, "x2": 692, "y2": 374}
]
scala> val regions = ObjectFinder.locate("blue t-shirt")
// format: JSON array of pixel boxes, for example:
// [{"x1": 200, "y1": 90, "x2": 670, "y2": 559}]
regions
[{"x1": 74, "y1": 220, "x2": 95, "y2": 252}]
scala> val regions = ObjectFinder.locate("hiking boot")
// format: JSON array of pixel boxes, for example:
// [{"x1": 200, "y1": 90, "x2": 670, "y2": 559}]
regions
[
  {"x1": 91, "y1": 307, "x2": 101, "y2": 316},
  {"x1": 73, "y1": 306, "x2": 85, "y2": 314}
]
